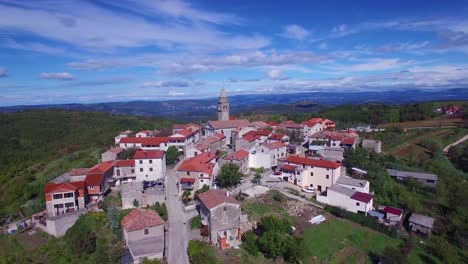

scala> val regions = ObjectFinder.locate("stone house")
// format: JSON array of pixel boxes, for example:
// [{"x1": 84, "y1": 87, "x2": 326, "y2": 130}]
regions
[
  {"x1": 220, "y1": 149, "x2": 249, "y2": 173},
  {"x1": 177, "y1": 152, "x2": 219, "y2": 194},
  {"x1": 409, "y1": 213, "x2": 435, "y2": 236},
  {"x1": 112, "y1": 159, "x2": 136, "y2": 186},
  {"x1": 121, "y1": 209, "x2": 166, "y2": 263},
  {"x1": 198, "y1": 189, "x2": 241, "y2": 250},
  {"x1": 362, "y1": 139, "x2": 382, "y2": 154},
  {"x1": 101, "y1": 146, "x2": 124, "y2": 162}
]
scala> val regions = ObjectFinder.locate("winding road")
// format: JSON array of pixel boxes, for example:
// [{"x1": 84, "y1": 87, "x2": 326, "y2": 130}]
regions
[{"x1": 443, "y1": 134, "x2": 468, "y2": 153}]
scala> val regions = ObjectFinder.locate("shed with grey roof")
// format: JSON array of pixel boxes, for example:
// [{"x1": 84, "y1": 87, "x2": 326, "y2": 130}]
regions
[
  {"x1": 409, "y1": 213, "x2": 435, "y2": 236},
  {"x1": 336, "y1": 176, "x2": 369, "y2": 193},
  {"x1": 386, "y1": 169, "x2": 438, "y2": 186}
]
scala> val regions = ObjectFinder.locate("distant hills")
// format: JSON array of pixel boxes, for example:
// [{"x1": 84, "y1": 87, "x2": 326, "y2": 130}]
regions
[{"x1": 1, "y1": 88, "x2": 467, "y2": 121}]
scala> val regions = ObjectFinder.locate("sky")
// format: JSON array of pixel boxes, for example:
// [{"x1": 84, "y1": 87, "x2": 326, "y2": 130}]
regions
[{"x1": 1, "y1": 0, "x2": 468, "y2": 106}]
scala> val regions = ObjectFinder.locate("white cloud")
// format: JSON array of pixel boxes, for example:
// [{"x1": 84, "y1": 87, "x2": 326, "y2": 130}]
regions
[
  {"x1": 0, "y1": 67, "x2": 7, "y2": 77},
  {"x1": 318, "y1": 42, "x2": 328, "y2": 50},
  {"x1": 40, "y1": 72, "x2": 74, "y2": 80},
  {"x1": 168, "y1": 90, "x2": 185, "y2": 96},
  {"x1": 267, "y1": 69, "x2": 288, "y2": 80},
  {"x1": 281, "y1": 24, "x2": 309, "y2": 40},
  {"x1": 322, "y1": 58, "x2": 412, "y2": 73},
  {"x1": 141, "y1": 80, "x2": 204, "y2": 88},
  {"x1": 0, "y1": 1, "x2": 267, "y2": 51}
]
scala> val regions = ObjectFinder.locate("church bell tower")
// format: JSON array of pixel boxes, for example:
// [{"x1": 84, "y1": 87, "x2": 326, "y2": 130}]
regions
[{"x1": 218, "y1": 88, "x2": 229, "y2": 121}]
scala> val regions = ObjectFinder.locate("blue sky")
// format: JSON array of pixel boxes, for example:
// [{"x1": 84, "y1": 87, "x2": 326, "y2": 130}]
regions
[{"x1": 0, "y1": 0, "x2": 468, "y2": 106}]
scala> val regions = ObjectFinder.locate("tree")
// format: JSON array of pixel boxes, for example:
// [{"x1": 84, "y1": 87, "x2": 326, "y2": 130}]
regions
[
  {"x1": 259, "y1": 216, "x2": 291, "y2": 234},
  {"x1": 119, "y1": 148, "x2": 137, "y2": 160},
  {"x1": 241, "y1": 231, "x2": 259, "y2": 256},
  {"x1": 380, "y1": 246, "x2": 406, "y2": 264},
  {"x1": 251, "y1": 167, "x2": 265, "y2": 184},
  {"x1": 286, "y1": 129, "x2": 304, "y2": 145},
  {"x1": 216, "y1": 163, "x2": 244, "y2": 188},
  {"x1": 166, "y1": 146, "x2": 182, "y2": 165}
]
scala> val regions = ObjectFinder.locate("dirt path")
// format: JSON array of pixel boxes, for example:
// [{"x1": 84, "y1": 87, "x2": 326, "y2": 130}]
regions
[{"x1": 443, "y1": 134, "x2": 468, "y2": 153}]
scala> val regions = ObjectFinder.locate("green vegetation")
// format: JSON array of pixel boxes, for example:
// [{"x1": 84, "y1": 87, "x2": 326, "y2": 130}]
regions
[
  {"x1": 194, "y1": 185, "x2": 209, "y2": 199},
  {"x1": 216, "y1": 163, "x2": 244, "y2": 188},
  {"x1": 447, "y1": 140, "x2": 468, "y2": 172},
  {"x1": 166, "y1": 146, "x2": 182, "y2": 165},
  {"x1": 0, "y1": 110, "x2": 171, "y2": 219},
  {"x1": 150, "y1": 202, "x2": 168, "y2": 221},
  {"x1": 187, "y1": 240, "x2": 221, "y2": 264},
  {"x1": 251, "y1": 167, "x2": 265, "y2": 184},
  {"x1": 190, "y1": 216, "x2": 202, "y2": 229}
]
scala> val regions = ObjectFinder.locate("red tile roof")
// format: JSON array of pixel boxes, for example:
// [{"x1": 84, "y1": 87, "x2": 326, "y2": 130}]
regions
[
  {"x1": 266, "y1": 121, "x2": 278, "y2": 126},
  {"x1": 88, "y1": 161, "x2": 114, "y2": 175},
  {"x1": 119, "y1": 137, "x2": 169, "y2": 145},
  {"x1": 262, "y1": 142, "x2": 286, "y2": 150},
  {"x1": 121, "y1": 209, "x2": 165, "y2": 232},
  {"x1": 282, "y1": 164, "x2": 297, "y2": 171},
  {"x1": 198, "y1": 189, "x2": 239, "y2": 210},
  {"x1": 69, "y1": 168, "x2": 91, "y2": 176},
  {"x1": 250, "y1": 121, "x2": 269, "y2": 129},
  {"x1": 114, "y1": 160, "x2": 135, "y2": 167},
  {"x1": 302, "y1": 117, "x2": 323, "y2": 127},
  {"x1": 342, "y1": 137, "x2": 356, "y2": 145},
  {"x1": 86, "y1": 174, "x2": 104, "y2": 186},
  {"x1": 224, "y1": 149, "x2": 249, "y2": 161},
  {"x1": 268, "y1": 133, "x2": 287, "y2": 140},
  {"x1": 180, "y1": 178, "x2": 196, "y2": 183},
  {"x1": 276, "y1": 120, "x2": 302, "y2": 130},
  {"x1": 208, "y1": 119, "x2": 250, "y2": 130},
  {"x1": 242, "y1": 130, "x2": 271, "y2": 142},
  {"x1": 282, "y1": 155, "x2": 341, "y2": 169},
  {"x1": 383, "y1": 206, "x2": 403, "y2": 216},
  {"x1": 177, "y1": 152, "x2": 216, "y2": 175},
  {"x1": 134, "y1": 150, "x2": 165, "y2": 159},
  {"x1": 44, "y1": 181, "x2": 85, "y2": 193},
  {"x1": 351, "y1": 192, "x2": 374, "y2": 203}
]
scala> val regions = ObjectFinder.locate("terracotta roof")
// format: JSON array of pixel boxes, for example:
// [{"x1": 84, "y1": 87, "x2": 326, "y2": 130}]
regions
[
  {"x1": 342, "y1": 137, "x2": 356, "y2": 145},
  {"x1": 69, "y1": 168, "x2": 91, "y2": 176},
  {"x1": 266, "y1": 121, "x2": 278, "y2": 126},
  {"x1": 281, "y1": 155, "x2": 341, "y2": 169},
  {"x1": 302, "y1": 118, "x2": 324, "y2": 127},
  {"x1": 119, "y1": 137, "x2": 169, "y2": 145},
  {"x1": 262, "y1": 142, "x2": 286, "y2": 150},
  {"x1": 383, "y1": 206, "x2": 403, "y2": 216},
  {"x1": 351, "y1": 192, "x2": 374, "y2": 203},
  {"x1": 88, "y1": 161, "x2": 114, "y2": 174},
  {"x1": 208, "y1": 119, "x2": 250, "y2": 130},
  {"x1": 134, "y1": 150, "x2": 165, "y2": 159},
  {"x1": 282, "y1": 164, "x2": 297, "y2": 171},
  {"x1": 86, "y1": 174, "x2": 104, "y2": 186},
  {"x1": 177, "y1": 152, "x2": 216, "y2": 175},
  {"x1": 114, "y1": 160, "x2": 135, "y2": 167},
  {"x1": 242, "y1": 130, "x2": 271, "y2": 142},
  {"x1": 224, "y1": 149, "x2": 249, "y2": 161},
  {"x1": 250, "y1": 121, "x2": 270, "y2": 129},
  {"x1": 121, "y1": 209, "x2": 165, "y2": 232},
  {"x1": 268, "y1": 133, "x2": 287, "y2": 140},
  {"x1": 180, "y1": 178, "x2": 196, "y2": 183},
  {"x1": 44, "y1": 181, "x2": 85, "y2": 193},
  {"x1": 276, "y1": 120, "x2": 302, "y2": 129},
  {"x1": 198, "y1": 189, "x2": 239, "y2": 210}
]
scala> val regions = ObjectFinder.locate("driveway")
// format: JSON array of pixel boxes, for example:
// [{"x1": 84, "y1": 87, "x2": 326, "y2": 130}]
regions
[{"x1": 166, "y1": 161, "x2": 190, "y2": 264}]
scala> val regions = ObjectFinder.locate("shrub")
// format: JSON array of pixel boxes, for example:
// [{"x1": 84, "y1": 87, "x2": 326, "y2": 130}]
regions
[
  {"x1": 187, "y1": 241, "x2": 220, "y2": 264},
  {"x1": 190, "y1": 216, "x2": 202, "y2": 229},
  {"x1": 241, "y1": 231, "x2": 259, "y2": 256}
]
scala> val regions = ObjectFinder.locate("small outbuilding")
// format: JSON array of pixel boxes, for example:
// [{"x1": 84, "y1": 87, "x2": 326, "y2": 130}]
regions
[{"x1": 409, "y1": 213, "x2": 435, "y2": 236}]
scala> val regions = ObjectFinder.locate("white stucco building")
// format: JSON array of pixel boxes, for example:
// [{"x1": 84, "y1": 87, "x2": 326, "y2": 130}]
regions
[
  {"x1": 249, "y1": 142, "x2": 287, "y2": 169},
  {"x1": 134, "y1": 150, "x2": 166, "y2": 182},
  {"x1": 317, "y1": 185, "x2": 374, "y2": 215}
]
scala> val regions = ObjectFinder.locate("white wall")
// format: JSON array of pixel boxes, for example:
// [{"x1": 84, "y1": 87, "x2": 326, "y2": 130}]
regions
[
  {"x1": 295, "y1": 166, "x2": 341, "y2": 190},
  {"x1": 135, "y1": 156, "x2": 166, "y2": 182},
  {"x1": 317, "y1": 189, "x2": 372, "y2": 214}
]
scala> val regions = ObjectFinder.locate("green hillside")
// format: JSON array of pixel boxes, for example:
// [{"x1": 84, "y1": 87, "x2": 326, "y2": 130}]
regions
[{"x1": 0, "y1": 110, "x2": 171, "y2": 218}]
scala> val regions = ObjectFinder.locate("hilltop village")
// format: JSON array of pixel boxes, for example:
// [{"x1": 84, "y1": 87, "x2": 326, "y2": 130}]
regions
[{"x1": 12, "y1": 89, "x2": 441, "y2": 263}]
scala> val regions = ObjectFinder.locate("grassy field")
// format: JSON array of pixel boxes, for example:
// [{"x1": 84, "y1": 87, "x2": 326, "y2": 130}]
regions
[
  {"x1": 379, "y1": 117, "x2": 462, "y2": 128},
  {"x1": 300, "y1": 218, "x2": 400, "y2": 264}
]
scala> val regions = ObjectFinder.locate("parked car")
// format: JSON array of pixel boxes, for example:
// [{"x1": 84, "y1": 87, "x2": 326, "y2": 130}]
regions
[{"x1": 301, "y1": 187, "x2": 315, "y2": 193}]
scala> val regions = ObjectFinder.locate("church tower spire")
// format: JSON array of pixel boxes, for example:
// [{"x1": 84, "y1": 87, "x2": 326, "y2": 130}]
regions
[{"x1": 218, "y1": 87, "x2": 229, "y2": 121}]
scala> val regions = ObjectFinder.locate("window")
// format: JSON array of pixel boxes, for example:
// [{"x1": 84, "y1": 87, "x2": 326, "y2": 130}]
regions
[
  {"x1": 149, "y1": 168, "x2": 153, "y2": 172},
  {"x1": 200, "y1": 173, "x2": 203, "y2": 177},
  {"x1": 356, "y1": 202, "x2": 360, "y2": 206},
  {"x1": 144, "y1": 229, "x2": 149, "y2": 235},
  {"x1": 53, "y1": 194, "x2": 63, "y2": 200},
  {"x1": 140, "y1": 168, "x2": 143, "y2": 172},
  {"x1": 310, "y1": 172, "x2": 314, "y2": 176},
  {"x1": 326, "y1": 175, "x2": 329, "y2": 179},
  {"x1": 187, "y1": 171, "x2": 190, "y2": 176},
  {"x1": 64, "y1": 192, "x2": 74, "y2": 198},
  {"x1": 223, "y1": 206, "x2": 227, "y2": 211},
  {"x1": 149, "y1": 160, "x2": 153, "y2": 164},
  {"x1": 89, "y1": 186, "x2": 94, "y2": 189},
  {"x1": 326, "y1": 168, "x2": 330, "y2": 171},
  {"x1": 131, "y1": 169, "x2": 135, "y2": 173},
  {"x1": 139, "y1": 160, "x2": 143, "y2": 164}
]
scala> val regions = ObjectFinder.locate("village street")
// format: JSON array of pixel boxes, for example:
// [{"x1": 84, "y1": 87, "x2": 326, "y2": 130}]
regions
[{"x1": 166, "y1": 161, "x2": 190, "y2": 264}]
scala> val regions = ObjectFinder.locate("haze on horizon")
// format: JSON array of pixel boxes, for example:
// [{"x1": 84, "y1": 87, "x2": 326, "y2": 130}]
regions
[{"x1": 0, "y1": 0, "x2": 468, "y2": 106}]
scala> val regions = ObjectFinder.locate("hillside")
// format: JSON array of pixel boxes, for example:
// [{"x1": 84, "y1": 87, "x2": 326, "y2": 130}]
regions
[{"x1": 0, "y1": 110, "x2": 172, "y2": 219}]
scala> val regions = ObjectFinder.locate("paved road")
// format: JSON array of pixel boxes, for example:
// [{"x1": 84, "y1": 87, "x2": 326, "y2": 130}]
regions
[
  {"x1": 443, "y1": 134, "x2": 468, "y2": 153},
  {"x1": 166, "y1": 162, "x2": 190, "y2": 264}
]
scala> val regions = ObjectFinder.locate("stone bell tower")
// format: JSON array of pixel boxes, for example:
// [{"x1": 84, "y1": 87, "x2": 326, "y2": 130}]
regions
[{"x1": 218, "y1": 88, "x2": 229, "y2": 121}]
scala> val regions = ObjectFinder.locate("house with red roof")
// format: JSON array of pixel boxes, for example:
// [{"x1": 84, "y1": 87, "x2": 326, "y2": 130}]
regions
[
  {"x1": 317, "y1": 185, "x2": 373, "y2": 215},
  {"x1": 177, "y1": 152, "x2": 218, "y2": 194},
  {"x1": 267, "y1": 133, "x2": 290, "y2": 145},
  {"x1": 134, "y1": 150, "x2": 166, "y2": 182},
  {"x1": 205, "y1": 119, "x2": 251, "y2": 146},
  {"x1": 308, "y1": 130, "x2": 359, "y2": 149},
  {"x1": 249, "y1": 142, "x2": 287, "y2": 169},
  {"x1": 118, "y1": 137, "x2": 170, "y2": 151},
  {"x1": 168, "y1": 124, "x2": 202, "y2": 154},
  {"x1": 302, "y1": 118, "x2": 324, "y2": 136},
  {"x1": 234, "y1": 130, "x2": 271, "y2": 151},
  {"x1": 220, "y1": 149, "x2": 249, "y2": 173},
  {"x1": 186, "y1": 133, "x2": 226, "y2": 158},
  {"x1": 44, "y1": 181, "x2": 87, "y2": 217},
  {"x1": 135, "y1": 129, "x2": 160, "y2": 138},
  {"x1": 114, "y1": 129, "x2": 132, "y2": 144},
  {"x1": 275, "y1": 120, "x2": 302, "y2": 132},
  {"x1": 278, "y1": 155, "x2": 342, "y2": 191},
  {"x1": 383, "y1": 206, "x2": 404, "y2": 224},
  {"x1": 198, "y1": 189, "x2": 241, "y2": 250},
  {"x1": 121, "y1": 208, "x2": 165, "y2": 262},
  {"x1": 85, "y1": 161, "x2": 114, "y2": 201}
]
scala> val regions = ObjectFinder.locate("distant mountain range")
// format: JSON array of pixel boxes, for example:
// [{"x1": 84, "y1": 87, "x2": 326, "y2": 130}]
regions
[{"x1": 1, "y1": 88, "x2": 467, "y2": 121}]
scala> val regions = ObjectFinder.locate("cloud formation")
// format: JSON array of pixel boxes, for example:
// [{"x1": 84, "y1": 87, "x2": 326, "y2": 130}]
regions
[
  {"x1": 0, "y1": 67, "x2": 7, "y2": 77},
  {"x1": 281, "y1": 24, "x2": 309, "y2": 40},
  {"x1": 40, "y1": 72, "x2": 74, "y2": 80}
]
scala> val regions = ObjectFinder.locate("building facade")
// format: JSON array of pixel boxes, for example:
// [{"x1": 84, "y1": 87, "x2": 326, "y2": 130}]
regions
[{"x1": 218, "y1": 88, "x2": 229, "y2": 121}]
